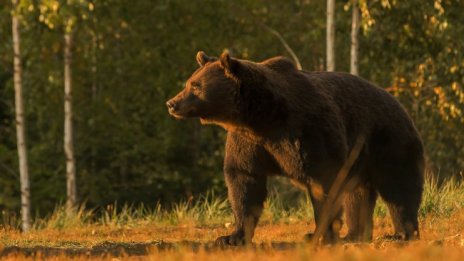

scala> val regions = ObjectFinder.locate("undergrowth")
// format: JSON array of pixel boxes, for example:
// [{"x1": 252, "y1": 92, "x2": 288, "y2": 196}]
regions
[{"x1": 1, "y1": 175, "x2": 463, "y2": 231}]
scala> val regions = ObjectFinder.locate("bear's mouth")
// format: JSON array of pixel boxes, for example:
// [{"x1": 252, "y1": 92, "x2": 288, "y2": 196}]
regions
[
  {"x1": 200, "y1": 118, "x2": 209, "y2": 124},
  {"x1": 169, "y1": 108, "x2": 200, "y2": 119},
  {"x1": 171, "y1": 113, "x2": 185, "y2": 120},
  {"x1": 169, "y1": 111, "x2": 187, "y2": 119}
]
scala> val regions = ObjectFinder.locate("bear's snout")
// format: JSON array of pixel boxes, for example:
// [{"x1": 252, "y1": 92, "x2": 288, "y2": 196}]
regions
[
  {"x1": 166, "y1": 94, "x2": 196, "y2": 119},
  {"x1": 166, "y1": 100, "x2": 177, "y2": 112},
  {"x1": 166, "y1": 97, "x2": 182, "y2": 118}
]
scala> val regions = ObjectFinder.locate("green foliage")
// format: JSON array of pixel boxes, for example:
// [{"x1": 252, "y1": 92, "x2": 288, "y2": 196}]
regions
[
  {"x1": 0, "y1": 0, "x2": 463, "y2": 218},
  {"x1": 361, "y1": 0, "x2": 464, "y2": 175}
]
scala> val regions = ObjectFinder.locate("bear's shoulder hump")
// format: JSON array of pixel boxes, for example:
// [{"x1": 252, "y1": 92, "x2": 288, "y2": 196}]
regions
[{"x1": 261, "y1": 56, "x2": 296, "y2": 72}]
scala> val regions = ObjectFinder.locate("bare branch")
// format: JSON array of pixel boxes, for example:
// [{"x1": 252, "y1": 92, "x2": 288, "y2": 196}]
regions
[
  {"x1": 228, "y1": 3, "x2": 303, "y2": 70},
  {"x1": 261, "y1": 24, "x2": 303, "y2": 70}
]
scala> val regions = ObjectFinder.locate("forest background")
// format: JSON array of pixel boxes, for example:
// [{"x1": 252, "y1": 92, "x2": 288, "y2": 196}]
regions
[{"x1": 0, "y1": 0, "x2": 463, "y2": 222}]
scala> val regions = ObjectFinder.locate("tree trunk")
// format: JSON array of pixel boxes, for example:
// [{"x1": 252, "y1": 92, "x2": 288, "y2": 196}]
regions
[
  {"x1": 64, "y1": 31, "x2": 77, "y2": 212},
  {"x1": 91, "y1": 32, "x2": 98, "y2": 101},
  {"x1": 350, "y1": 0, "x2": 360, "y2": 76},
  {"x1": 91, "y1": 31, "x2": 98, "y2": 176},
  {"x1": 326, "y1": 0, "x2": 336, "y2": 71},
  {"x1": 11, "y1": 0, "x2": 31, "y2": 232}
]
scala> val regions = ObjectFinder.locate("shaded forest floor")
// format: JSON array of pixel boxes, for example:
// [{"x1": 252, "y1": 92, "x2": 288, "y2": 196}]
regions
[{"x1": 1, "y1": 209, "x2": 464, "y2": 260}]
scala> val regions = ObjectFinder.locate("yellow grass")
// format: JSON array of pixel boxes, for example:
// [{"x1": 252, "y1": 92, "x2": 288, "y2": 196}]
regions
[
  {"x1": 1, "y1": 209, "x2": 464, "y2": 260},
  {"x1": 1, "y1": 177, "x2": 463, "y2": 259}
]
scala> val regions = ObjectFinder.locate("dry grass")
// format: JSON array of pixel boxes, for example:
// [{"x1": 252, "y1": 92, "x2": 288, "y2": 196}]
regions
[
  {"x1": 1, "y1": 210, "x2": 464, "y2": 260},
  {"x1": 1, "y1": 177, "x2": 464, "y2": 260}
]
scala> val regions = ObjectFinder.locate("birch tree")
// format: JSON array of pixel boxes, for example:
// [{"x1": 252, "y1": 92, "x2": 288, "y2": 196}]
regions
[
  {"x1": 350, "y1": 0, "x2": 360, "y2": 75},
  {"x1": 64, "y1": 23, "x2": 76, "y2": 212},
  {"x1": 37, "y1": 1, "x2": 82, "y2": 213},
  {"x1": 11, "y1": 0, "x2": 31, "y2": 232},
  {"x1": 326, "y1": 0, "x2": 336, "y2": 71}
]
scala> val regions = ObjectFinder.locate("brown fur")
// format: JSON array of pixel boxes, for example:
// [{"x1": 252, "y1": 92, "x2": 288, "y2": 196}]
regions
[{"x1": 166, "y1": 51, "x2": 424, "y2": 245}]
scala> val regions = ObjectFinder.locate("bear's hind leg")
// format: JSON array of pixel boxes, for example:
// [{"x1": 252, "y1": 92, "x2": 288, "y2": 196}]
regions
[
  {"x1": 343, "y1": 185, "x2": 377, "y2": 242},
  {"x1": 370, "y1": 130, "x2": 424, "y2": 241},
  {"x1": 376, "y1": 175, "x2": 422, "y2": 240},
  {"x1": 384, "y1": 199, "x2": 420, "y2": 240}
]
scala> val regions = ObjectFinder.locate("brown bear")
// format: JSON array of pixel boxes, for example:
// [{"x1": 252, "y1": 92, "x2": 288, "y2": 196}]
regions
[{"x1": 166, "y1": 51, "x2": 424, "y2": 245}]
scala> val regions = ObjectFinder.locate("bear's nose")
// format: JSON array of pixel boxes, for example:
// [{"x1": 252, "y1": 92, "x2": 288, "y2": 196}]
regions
[{"x1": 166, "y1": 101, "x2": 176, "y2": 111}]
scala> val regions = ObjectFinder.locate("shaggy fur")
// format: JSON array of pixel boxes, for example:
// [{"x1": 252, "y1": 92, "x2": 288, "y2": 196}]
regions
[{"x1": 166, "y1": 51, "x2": 424, "y2": 245}]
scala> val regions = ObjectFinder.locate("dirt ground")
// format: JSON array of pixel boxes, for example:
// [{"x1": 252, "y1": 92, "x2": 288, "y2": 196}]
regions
[{"x1": 1, "y1": 211, "x2": 464, "y2": 260}]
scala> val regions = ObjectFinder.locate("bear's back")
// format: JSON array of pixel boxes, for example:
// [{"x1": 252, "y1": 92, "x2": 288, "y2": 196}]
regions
[
  {"x1": 261, "y1": 56, "x2": 297, "y2": 72},
  {"x1": 300, "y1": 71, "x2": 406, "y2": 118}
]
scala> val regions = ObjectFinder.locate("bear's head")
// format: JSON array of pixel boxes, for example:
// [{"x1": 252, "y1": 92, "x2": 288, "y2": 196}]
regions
[
  {"x1": 166, "y1": 51, "x2": 238, "y2": 126},
  {"x1": 166, "y1": 51, "x2": 289, "y2": 132}
]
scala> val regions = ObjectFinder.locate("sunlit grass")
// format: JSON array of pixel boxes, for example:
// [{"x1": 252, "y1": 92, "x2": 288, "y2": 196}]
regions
[
  {"x1": 420, "y1": 175, "x2": 464, "y2": 217},
  {"x1": 1, "y1": 175, "x2": 463, "y2": 231},
  {"x1": 0, "y1": 176, "x2": 464, "y2": 260}
]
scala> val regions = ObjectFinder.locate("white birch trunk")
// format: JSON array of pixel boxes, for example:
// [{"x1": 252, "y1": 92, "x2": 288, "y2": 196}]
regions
[
  {"x1": 350, "y1": 0, "x2": 360, "y2": 76},
  {"x1": 91, "y1": 32, "x2": 97, "y2": 175},
  {"x1": 64, "y1": 31, "x2": 77, "y2": 212},
  {"x1": 11, "y1": 0, "x2": 31, "y2": 232},
  {"x1": 326, "y1": 0, "x2": 336, "y2": 71}
]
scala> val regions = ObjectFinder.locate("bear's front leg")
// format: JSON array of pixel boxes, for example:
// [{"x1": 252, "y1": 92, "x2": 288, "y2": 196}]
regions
[{"x1": 215, "y1": 170, "x2": 267, "y2": 246}]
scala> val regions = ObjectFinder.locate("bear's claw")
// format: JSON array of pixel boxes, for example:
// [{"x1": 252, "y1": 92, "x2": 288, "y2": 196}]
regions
[{"x1": 215, "y1": 233, "x2": 246, "y2": 246}]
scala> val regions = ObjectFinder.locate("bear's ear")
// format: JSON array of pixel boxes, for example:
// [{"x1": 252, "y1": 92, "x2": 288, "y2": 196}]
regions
[
  {"x1": 220, "y1": 50, "x2": 239, "y2": 78},
  {"x1": 196, "y1": 51, "x2": 216, "y2": 67}
]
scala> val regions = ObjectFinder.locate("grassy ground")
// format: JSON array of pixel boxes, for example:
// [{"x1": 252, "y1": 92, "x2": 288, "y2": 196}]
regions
[{"x1": 1, "y1": 176, "x2": 464, "y2": 260}]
